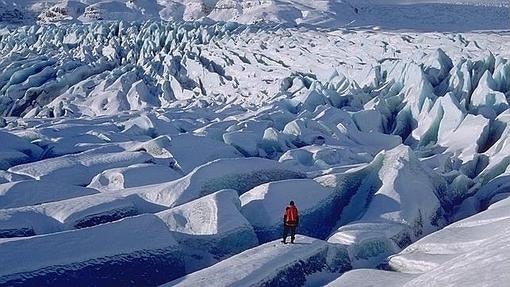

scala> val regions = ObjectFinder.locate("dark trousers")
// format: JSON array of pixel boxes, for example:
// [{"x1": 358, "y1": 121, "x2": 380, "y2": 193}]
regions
[{"x1": 283, "y1": 224, "x2": 296, "y2": 242}]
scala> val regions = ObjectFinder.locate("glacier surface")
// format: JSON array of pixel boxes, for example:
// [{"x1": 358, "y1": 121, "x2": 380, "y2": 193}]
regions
[{"x1": 0, "y1": 4, "x2": 509, "y2": 286}]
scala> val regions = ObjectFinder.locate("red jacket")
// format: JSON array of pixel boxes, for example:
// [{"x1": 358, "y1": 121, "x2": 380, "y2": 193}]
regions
[{"x1": 283, "y1": 205, "x2": 299, "y2": 226}]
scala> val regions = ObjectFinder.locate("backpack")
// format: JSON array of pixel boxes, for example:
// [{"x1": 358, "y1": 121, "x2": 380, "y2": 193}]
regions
[{"x1": 285, "y1": 206, "x2": 298, "y2": 224}]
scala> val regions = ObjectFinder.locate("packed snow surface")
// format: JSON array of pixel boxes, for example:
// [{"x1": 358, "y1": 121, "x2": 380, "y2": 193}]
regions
[
  {"x1": 165, "y1": 235, "x2": 349, "y2": 287},
  {"x1": 0, "y1": 2, "x2": 510, "y2": 286}
]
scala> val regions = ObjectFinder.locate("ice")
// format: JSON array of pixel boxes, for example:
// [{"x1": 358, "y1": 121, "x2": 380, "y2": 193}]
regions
[
  {"x1": 0, "y1": 171, "x2": 30, "y2": 185},
  {"x1": 440, "y1": 114, "x2": 490, "y2": 162},
  {"x1": 476, "y1": 111, "x2": 510, "y2": 179},
  {"x1": 164, "y1": 236, "x2": 350, "y2": 287},
  {"x1": 327, "y1": 145, "x2": 447, "y2": 267},
  {"x1": 340, "y1": 196, "x2": 510, "y2": 287},
  {"x1": 282, "y1": 118, "x2": 329, "y2": 147},
  {"x1": 87, "y1": 163, "x2": 182, "y2": 191},
  {"x1": 407, "y1": 74, "x2": 469, "y2": 149},
  {"x1": 312, "y1": 107, "x2": 401, "y2": 154},
  {"x1": 0, "y1": 180, "x2": 97, "y2": 209},
  {"x1": 223, "y1": 130, "x2": 261, "y2": 157},
  {"x1": 295, "y1": 89, "x2": 329, "y2": 113},
  {"x1": 194, "y1": 119, "x2": 238, "y2": 141},
  {"x1": 0, "y1": 192, "x2": 139, "y2": 237},
  {"x1": 423, "y1": 49, "x2": 453, "y2": 88},
  {"x1": 352, "y1": 110, "x2": 385, "y2": 134},
  {"x1": 327, "y1": 269, "x2": 415, "y2": 287},
  {"x1": 240, "y1": 178, "x2": 337, "y2": 242},
  {"x1": 493, "y1": 59, "x2": 510, "y2": 93},
  {"x1": 0, "y1": 158, "x2": 301, "y2": 237},
  {"x1": 129, "y1": 134, "x2": 242, "y2": 173},
  {"x1": 8, "y1": 147, "x2": 154, "y2": 185},
  {"x1": 469, "y1": 70, "x2": 508, "y2": 116},
  {"x1": 141, "y1": 157, "x2": 305, "y2": 208},
  {"x1": 0, "y1": 214, "x2": 185, "y2": 286},
  {"x1": 0, "y1": 130, "x2": 43, "y2": 169},
  {"x1": 260, "y1": 127, "x2": 294, "y2": 158},
  {"x1": 279, "y1": 145, "x2": 371, "y2": 171},
  {"x1": 435, "y1": 93, "x2": 466, "y2": 144},
  {"x1": 157, "y1": 189, "x2": 258, "y2": 272},
  {"x1": 0, "y1": 7, "x2": 509, "y2": 286}
]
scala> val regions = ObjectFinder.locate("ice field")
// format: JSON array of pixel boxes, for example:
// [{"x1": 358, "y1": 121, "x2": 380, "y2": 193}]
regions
[{"x1": 0, "y1": 0, "x2": 509, "y2": 286}]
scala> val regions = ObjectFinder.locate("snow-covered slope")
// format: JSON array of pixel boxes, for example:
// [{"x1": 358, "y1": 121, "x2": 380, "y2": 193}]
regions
[
  {"x1": 0, "y1": 214, "x2": 186, "y2": 286},
  {"x1": 157, "y1": 189, "x2": 259, "y2": 272},
  {"x1": 326, "y1": 145, "x2": 448, "y2": 267},
  {"x1": 328, "y1": 195, "x2": 510, "y2": 287}
]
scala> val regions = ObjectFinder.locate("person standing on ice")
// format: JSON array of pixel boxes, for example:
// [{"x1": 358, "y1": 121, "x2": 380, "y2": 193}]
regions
[{"x1": 282, "y1": 201, "x2": 299, "y2": 244}]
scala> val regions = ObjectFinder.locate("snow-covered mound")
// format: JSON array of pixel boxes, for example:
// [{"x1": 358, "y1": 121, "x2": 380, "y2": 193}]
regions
[
  {"x1": 87, "y1": 163, "x2": 182, "y2": 191},
  {"x1": 8, "y1": 147, "x2": 154, "y2": 185},
  {"x1": 0, "y1": 214, "x2": 185, "y2": 286},
  {"x1": 157, "y1": 189, "x2": 258, "y2": 272},
  {"x1": 0, "y1": 179, "x2": 97, "y2": 208},
  {"x1": 0, "y1": 130, "x2": 43, "y2": 169},
  {"x1": 131, "y1": 134, "x2": 243, "y2": 173},
  {"x1": 141, "y1": 157, "x2": 305, "y2": 208},
  {"x1": 0, "y1": 157, "x2": 302, "y2": 238},
  {"x1": 0, "y1": 190, "x2": 141, "y2": 237},
  {"x1": 329, "y1": 195, "x2": 510, "y2": 287},
  {"x1": 327, "y1": 145, "x2": 447, "y2": 267}
]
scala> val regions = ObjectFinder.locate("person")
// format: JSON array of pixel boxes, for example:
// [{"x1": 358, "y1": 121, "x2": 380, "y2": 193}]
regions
[{"x1": 282, "y1": 200, "x2": 299, "y2": 244}]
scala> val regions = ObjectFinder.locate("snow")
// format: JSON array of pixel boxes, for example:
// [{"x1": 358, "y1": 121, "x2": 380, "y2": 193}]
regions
[
  {"x1": 330, "y1": 195, "x2": 510, "y2": 287},
  {"x1": 0, "y1": 130, "x2": 43, "y2": 169},
  {"x1": 327, "y1": 269, "x2": 415, "y2": 287},
  {"x1": 141, "y1": 157, "x2": 305, "y2": 208},
  {"x1": 0, "y1": 214, "x2": 186, "y2": 286},
  {"x1": 159, "y1": 189, "x2": 248, "y2": 235},
  {"x1": 157, "y1": 189, "x2": 258, "y2": 272},
  {"x1": 87, "y1": 163, "x2": 182, "y2": 191},
  {"x1": 241, "y1": 178, "x2": 337, "y2": 242},
  {"x1": 0, "y1": 22, "x2": 509, "y2": 119},
  {"x1": 327, "y1": 145, "x2": 447, "y2": 267},
  {"x1": 134, "y1": 134, "x2": 243, "y2": 174},
  {"x1": 165, "y1": 235, "x2": 348, "y2": 287},
  {"x1": 0, "y1": 191, "x2": 138, "y2": 236},
  {"x1": 0, "y1": 157, "x2": 303, "y2": 239},
  {"x1": 0, "y1": 179, "x2": 97, "y2": 208},
  {"x1": 8, "y1": 147, "x2": 154, "y2": 185}
]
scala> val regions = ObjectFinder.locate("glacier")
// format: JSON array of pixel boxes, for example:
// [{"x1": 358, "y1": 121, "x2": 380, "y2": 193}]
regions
[{"x1": 0, "y1": 2, "x2": 509, "y2": 286}]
